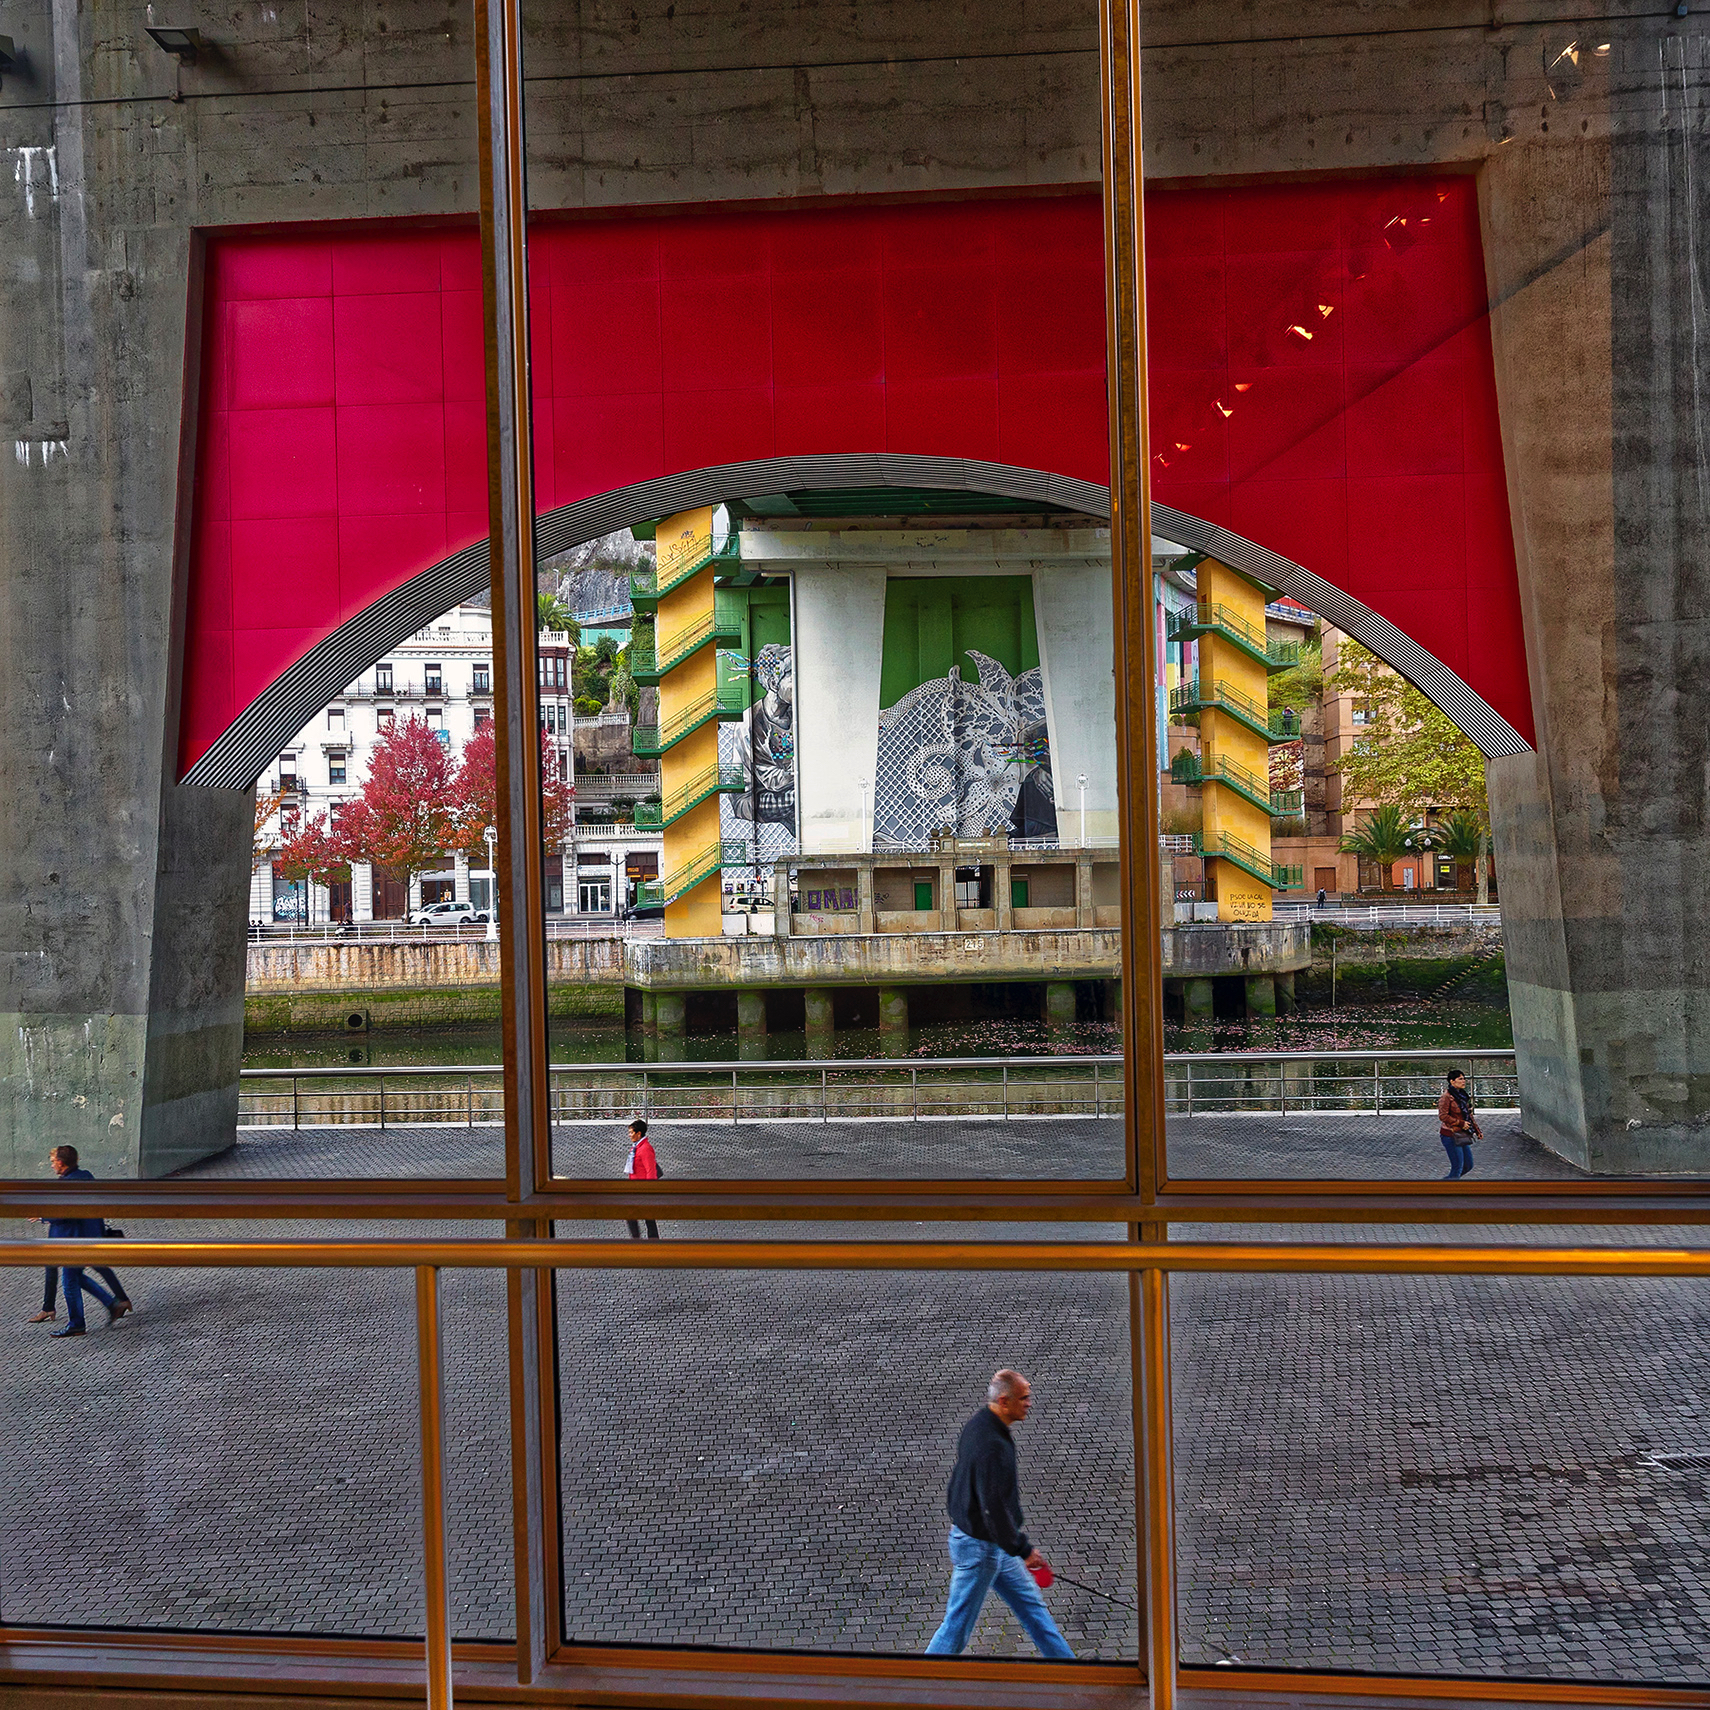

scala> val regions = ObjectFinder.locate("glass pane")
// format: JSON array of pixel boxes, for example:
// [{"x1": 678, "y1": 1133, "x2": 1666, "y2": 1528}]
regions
[
  {"x1": 555, "y1": 1259, "x2": 1137, "y2": 1658},
  {"x1": 1173, "y1": 1270, "x2": 1710, "y2": 1683},
  {"x1": 0, "y1": 1221, "x2": 511, "y2": 1642}
]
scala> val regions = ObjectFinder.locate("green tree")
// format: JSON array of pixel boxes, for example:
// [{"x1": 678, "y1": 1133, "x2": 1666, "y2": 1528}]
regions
[
  {"x1": 1330, "y1": 641, "x2": 1486, "y2": 823},
  {"x1": 1268, "y1": 628, "x2": 1323, "y2": 718},
  {"x1": 537, "y1": 591, "x2": 579, "y2": 641},
  {"x1": 1340, "y1": 803, "x2": 1432, "y2": 893},
  {"x1": 1435, "y1": 807, "x2": 1490, "y2": 905}
]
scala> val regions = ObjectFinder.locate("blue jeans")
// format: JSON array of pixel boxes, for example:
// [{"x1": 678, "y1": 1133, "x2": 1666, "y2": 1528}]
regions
[
  {"x1": 1441, "y1": 1132, "x2": 1474, "y2": 1178},
  {"x1": 61, "y1": 1266, "x2": 118, "y2": 1330},
  {"x1": 925, "y1": 1526, "x2": 1075, "y2": 1659}
]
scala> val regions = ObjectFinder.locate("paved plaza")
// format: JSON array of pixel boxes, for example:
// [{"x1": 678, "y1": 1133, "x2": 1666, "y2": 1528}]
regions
[
  {"x1": 11, "y1": 1126, "x2": 1710, "y2": 1682},
  {"x1": 177, "y1": 1106, "x2": 1579, "y2": 1183}
]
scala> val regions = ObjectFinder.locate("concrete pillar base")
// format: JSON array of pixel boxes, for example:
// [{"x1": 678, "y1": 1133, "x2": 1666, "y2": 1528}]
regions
[
  {"x1": 655, "y1": 992, "x2": 686, "y2": 1063},
  {"x1": 1045, "y1": 981, "x2": 1077, "y2": 1029},
  {"x1": 878, "y1": 986, "x2": 909, "y2": 1053},
  {"x1": 1184, "y1": 978, "x2": 1214, "y2": 1020},
  {"x1": 1276, "y1": 971, "x2": 1297, "y2": 1014},
  {"x1": 737, "y1": 989, "x2": 767, "y2": 1061},
  {"x1": 804, "y1": 987, "x2": 834, "y2": 1059},
  {"x1": 1245, "y1": 974, "x2": 1277, "y2": 1018}
]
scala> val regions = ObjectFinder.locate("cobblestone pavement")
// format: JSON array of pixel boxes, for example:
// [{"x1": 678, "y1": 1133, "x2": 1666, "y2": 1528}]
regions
[
  {"x1": 181, "y1": 1107, "x2": 1575, "y2": 1183},
  {"x1": 17, "y1": 1147, "x2": 1710, "y2": 1681}
]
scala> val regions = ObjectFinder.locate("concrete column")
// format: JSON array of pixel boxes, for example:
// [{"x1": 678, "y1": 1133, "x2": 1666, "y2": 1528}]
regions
[
  {"x1": 1075, "y1": 854, "x2": 1095, "y2": 928},
  {"x1": 453, "y1": 852, "x2": 470, "y2": 904},
  {"x1": 353, "y1": 862, "x2": 374, "y2": 923},
  {"x1": 878, "y1": 986, "x2": 909, "y2": 1054},
  {"x1": 1245, "y1": 974, "x2": 1277, "y2": 1018},
  {"x1": 937, "y1": 860, "x2": 956, "y2": 930},
  {"x1": 737, "y1": 989, "x2": 767, "y2": 1060},
  {"x1": 1045, "y1": 981, "x2": 1077, "y2": 1026},
  {"x1": 772, "y1": 864, "x2": 792, "y2": 937},
  {"x1": 804, "y1": 987, "x2": 834, "y2": 1057},
  {"x1": 1276, "y1": 970, "x2": 1297, "y2": 1014},
  {"x1": 1105, "y1": 978, "x2": 1123, "y2": 1020},
  {"x1": 857, "y1": 862, "x2": 876, "y2": 934},
  {"x1": 640, "y1": 989, "x2": 658, "y2": 1038},
  {"x1": 654, "y1": 992, "x2": 686, "y2": 1061},
  {"x1": 994, "y1": 856, "x2": 1013, "y2": 932},
  {"x1": 1184, "y1": 978, "x2": 1214, "y2": 1020}
]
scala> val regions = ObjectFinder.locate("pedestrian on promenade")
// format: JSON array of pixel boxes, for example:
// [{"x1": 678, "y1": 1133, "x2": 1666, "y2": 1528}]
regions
[
  {"x1": 925, "y1": 1369, "x2": 1075, "y2": 1660},
  {"x1": 1437, "y1": 1068, "x2": 1483, "y2": 1180},
  {"x1": 623, "y1": 1117, "x2": 661, "y2": 1241},
  {"x1": 33, "y1": 1146, "x2": 132, "y2": 1338}
]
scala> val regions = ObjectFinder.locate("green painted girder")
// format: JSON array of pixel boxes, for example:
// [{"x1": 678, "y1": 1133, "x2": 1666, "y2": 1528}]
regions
[
  {"x1": 633, "y1": 764, "x2": 747, "y2": 830},
  {"x1": 628, "y1": 535, "x2": 741, "y2": 611},
  {"x1": 630, "y1": 609, "x2": 743, "y2": 684},
  {"x1": 631, "y1": 685, "x2": 746, "y2": 757},
  {"x1": 1175, "y1": 754, "x2": 1305, "y2": 819},
  {"x1": 1168, "y1": 601, "x2": 1302, "y2": 674},
  {"x1": 1192, "y1": 829, "x2": 1303, "y2": 891},
  {"x1": 1170, "y1": 678, "x2": 1301, "y2": 745},
  {"x1": 636, "y1": 838, "x2": 748, "y2": 908}
]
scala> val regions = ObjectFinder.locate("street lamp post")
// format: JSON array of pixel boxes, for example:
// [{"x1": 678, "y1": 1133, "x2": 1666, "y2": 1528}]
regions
[
  {"x1": 858, "y1": 776, "x2": 870, "y2": 853},
  {"x1": 1077, "y1": 773, "x2": 1088, "y2": 849},
  {"x1": 483, "y1": 825, "x2": 498, "y2": 941}
]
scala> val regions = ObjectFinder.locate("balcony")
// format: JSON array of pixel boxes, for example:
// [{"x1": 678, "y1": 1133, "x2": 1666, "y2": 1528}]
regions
[
  {"x1": 634, "y1": 837, "x2": 746, "y2": 907},
  {"x1": 1173, "y1": 752, "x2": 1305, "y2": 819},
  {"x1": 1167, "y1": 601, "x2": 1303, "y2": 673},
  {"x1": 631, "y1": 684, "x2": 746, "y2": 756},
  {"x1": 1192, "y1": 828, "x2": 1303, "y2": 890},
  {"x1": 632, "y1": 763, "x2": 746, "y2": 829},
  {"x1": 629, "y1": 608, "x2": 742, "y2": 684},
  {"x1": 628, "y1": 534, "x2": 741, "y2": 611},
  {"x1": 1170, "y1": 678, "x2": 1302, "y2": 744}
]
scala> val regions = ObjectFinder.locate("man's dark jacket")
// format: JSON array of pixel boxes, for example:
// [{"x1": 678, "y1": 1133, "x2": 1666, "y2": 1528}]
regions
[
  {"x1": 945, "y1": 1405, "x2": 1032, "y2": 1558},
  {"x1": 44, "y1": 1168, "x2": 106, "y2": 1240}
]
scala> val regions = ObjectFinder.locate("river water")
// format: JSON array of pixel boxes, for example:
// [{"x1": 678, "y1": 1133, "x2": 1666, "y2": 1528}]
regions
[{"x1": 243, "y1": 992, "x2": 1514, "y2": 1069}]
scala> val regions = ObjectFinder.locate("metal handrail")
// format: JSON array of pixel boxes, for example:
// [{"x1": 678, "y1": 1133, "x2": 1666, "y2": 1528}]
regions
[
  {"x1": 1170, "y1": 676, "x2": 1301, "y2": 742},
  {"x1": 234, "y1": 1050, "x2": 1516, "y2": 1129},
  {"x1": 1192, "y1": 828, "x2": 1304, "y2": 890},
  {"x1": 632, "y1": 763, "x2": 747, "y2": 830},
  {"x1": 1168, "y1": 600, "x2": 1302, "y2": 671}
]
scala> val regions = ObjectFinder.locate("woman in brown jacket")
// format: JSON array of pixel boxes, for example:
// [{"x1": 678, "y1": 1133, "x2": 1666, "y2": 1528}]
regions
[{"x1": 1437, "y1": 1069, "x2": 1483, "y2": 1179}]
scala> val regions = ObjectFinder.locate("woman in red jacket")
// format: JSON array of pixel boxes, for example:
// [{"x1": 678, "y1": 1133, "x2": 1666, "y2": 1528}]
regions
[
  {"x1": 1437, "y1": 1069, "x2": 1483, "y2": 1180},
  {"x1": 623, "y1": 1117, "x2": 661, "y2": 1240}
]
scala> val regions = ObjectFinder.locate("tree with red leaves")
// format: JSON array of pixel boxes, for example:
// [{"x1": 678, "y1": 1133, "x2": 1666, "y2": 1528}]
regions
[
  {"x1": 450, "y1": 721, "x2": 574, "y2": 857},
  {"x1": 339, "y1": 714, "x2": 458, "y2": 897}
]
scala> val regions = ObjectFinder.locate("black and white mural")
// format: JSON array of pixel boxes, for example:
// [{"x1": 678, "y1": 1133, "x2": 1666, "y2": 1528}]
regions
[
  {"x1": 873, "y1": 651, "x2": 1057, "y2": 845},
  {"x1": 720, "y1": 643, "x2": 797, "y2": 866}
]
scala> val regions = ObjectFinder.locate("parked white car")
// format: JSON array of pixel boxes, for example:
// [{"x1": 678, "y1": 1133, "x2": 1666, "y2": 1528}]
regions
[{"x1": 407, "y1": 900, "x2": 478, "y2": 928}]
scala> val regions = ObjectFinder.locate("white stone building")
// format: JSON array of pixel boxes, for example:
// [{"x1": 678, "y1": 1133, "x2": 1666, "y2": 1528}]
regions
[{"x1": 250, "y1": 606, "x2": 661, "y2": 923}]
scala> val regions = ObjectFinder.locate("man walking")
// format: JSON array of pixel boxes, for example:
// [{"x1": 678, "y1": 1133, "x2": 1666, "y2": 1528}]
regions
[
  {"x1": 925, "y1": 1369, "x2": 1074, "y2": 1659},
  {"x1": 623, "y1": 1117, "x2": 661, "y2": 1241},
  {"x1": 35, "y1": 1146, "x2": 132, "y2": 1338}
]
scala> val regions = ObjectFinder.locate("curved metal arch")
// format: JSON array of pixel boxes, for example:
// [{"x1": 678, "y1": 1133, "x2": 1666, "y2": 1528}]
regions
[{"x1": 182, "y1": 453, "x2": 1530, "y2": 789}]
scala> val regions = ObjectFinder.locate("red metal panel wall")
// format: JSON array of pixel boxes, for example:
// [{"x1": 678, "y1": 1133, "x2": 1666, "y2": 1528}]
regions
[{"x1": 178, "y1": 180, "x2": 1529, "y2": 776}]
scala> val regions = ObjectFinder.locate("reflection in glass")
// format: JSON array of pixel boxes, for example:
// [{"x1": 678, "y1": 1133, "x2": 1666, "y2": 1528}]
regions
[
  {"x1": 1173, "y1": 1272, "x2": 1710, "y2": 1682},
  {"x1": 555, "y1": 1265, "x2": 1136, "y2": 1658}
]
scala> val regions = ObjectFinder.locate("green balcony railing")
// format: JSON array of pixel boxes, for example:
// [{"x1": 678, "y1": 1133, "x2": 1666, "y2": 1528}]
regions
[
  {"x1": 1170, "y1": 678, "x2": 1303, "y2": 744},
  {"x1": 632, "y1": 763, "x2": 747, "y2": 830},
  {"x1": 1167, "y1": 601, "x2": 1303, "y2": 673},
  {"x1": 629, "y1": 534, "x2": 741, "y2": 610},
  {"x1": 1192, "y1": 829, "x2": 1303, "y2": 891},
  {"x1": 630, "y1": 608, "x2": 743, "y2": 684},
  {"x1": 631, "y1": 684, "x2": 746, "y2": 757},
  {"x1": 1174, "y1": 752, "x2": 1305, "y2": 820},
  {"x1": 635, "y1": 838, "x2": 747, "y2": 908}
]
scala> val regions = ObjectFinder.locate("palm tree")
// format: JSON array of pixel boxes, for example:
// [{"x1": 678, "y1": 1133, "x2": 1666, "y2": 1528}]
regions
[
  {"x1": 1435, "y1": 808, "x2": 1489, "y2": 904},
  {"x1": 537, "y1": 591, "x2": 578, "y2": 637},
  {"x1": 1340, "y1": 803, "x2": 1430, "y2": 893}
]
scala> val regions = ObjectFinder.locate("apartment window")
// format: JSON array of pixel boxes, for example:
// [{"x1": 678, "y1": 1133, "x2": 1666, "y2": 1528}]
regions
[
  {"x1": 376, "y1": 707, "x2": 394, "y2": 731},
  {"x1": 327, "y1": 707, "x2": 344, "y2": 731},
  {"x1": 375, "y1": 663, "x2": 393, "y2": 694},
  {"x1": 425, "y1": 663, "x2": 442, "y2": 695},
  {"x1": 427, "y1": 707, "x2": 448, "y2": 745},
  {"x1": 474, "y1": 706, "x2": 491, "y2": 729},
  {"x1": 328, "y1": 751, "x2": 346, "y2": 784},
  {"x1": 278, "y1": 754, "x2": 297, "y2": 787},
  {"x1": 473, "y1": 664, "x2": 490, "y2": 693}
]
